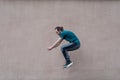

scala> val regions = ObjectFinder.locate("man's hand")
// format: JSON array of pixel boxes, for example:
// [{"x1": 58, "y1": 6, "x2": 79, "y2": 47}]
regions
[
  {"x1": 48, "y1": 47, "x2": 53, "y2": 51},
  {"x1": 48, "y1": 38, "x2": 63, "y2": 51}
]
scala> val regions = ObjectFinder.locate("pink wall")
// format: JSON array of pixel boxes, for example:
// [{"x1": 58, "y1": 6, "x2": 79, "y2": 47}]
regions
[{"x1": 0, "y1": 1, "x2": 120, "y2": 80}]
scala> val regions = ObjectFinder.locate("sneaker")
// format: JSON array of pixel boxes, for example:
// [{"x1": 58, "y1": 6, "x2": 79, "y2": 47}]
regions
[{"x1": 64, "y1": 61, "x2": 73, "y2": 68}]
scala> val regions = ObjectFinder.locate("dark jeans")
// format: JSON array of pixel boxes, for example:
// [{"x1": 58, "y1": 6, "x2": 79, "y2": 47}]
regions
[{"x1": 61, "y1": 42, "x2": 80, "y2": 62}]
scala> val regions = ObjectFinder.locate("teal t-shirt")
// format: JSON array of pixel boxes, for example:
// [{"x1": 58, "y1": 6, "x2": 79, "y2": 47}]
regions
[{"x1": 59, "y1": 30, "x2": 80, "y2": 44}]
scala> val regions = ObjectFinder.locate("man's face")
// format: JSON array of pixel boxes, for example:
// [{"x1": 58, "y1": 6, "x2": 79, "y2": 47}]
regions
[{"x1": 55, "y1": 29, "x2": 60, "y2": 35}]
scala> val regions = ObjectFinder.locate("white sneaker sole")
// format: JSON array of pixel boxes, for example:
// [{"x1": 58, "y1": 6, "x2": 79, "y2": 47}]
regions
[{"x1": 64, "y1": 62, "x2": 73, "y2": 68}]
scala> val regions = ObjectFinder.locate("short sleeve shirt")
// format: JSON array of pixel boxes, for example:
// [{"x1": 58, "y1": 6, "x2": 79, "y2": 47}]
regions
[{"x1": 59, "y1": 30, "x2": 80, "y2": 44}]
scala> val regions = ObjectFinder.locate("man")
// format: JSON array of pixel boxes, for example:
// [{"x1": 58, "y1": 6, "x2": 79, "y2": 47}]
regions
[{"x1": 48, "y1": 26, "x2": 80, "y2": 68}]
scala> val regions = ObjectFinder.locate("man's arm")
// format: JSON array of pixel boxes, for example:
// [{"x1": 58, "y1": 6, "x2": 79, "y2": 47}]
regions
[{"x1": 48, "y1": 38, "x2": 63, "y2": 51}]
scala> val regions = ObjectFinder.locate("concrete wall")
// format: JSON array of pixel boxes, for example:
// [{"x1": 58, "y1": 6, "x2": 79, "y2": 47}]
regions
[{"x1": 0, "y1": 1, "x2": 120, "y2": 80}]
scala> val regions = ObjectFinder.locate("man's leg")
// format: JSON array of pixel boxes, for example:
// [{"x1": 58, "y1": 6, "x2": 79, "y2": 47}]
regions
[{"x1": 61, "y1": 43, "x2": 80, "y2": 68}]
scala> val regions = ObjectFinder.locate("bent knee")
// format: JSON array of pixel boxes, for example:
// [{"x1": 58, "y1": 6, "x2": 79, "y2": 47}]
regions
[{"x1": 61, "y1": 46, "x2": 66, "y2": 52}]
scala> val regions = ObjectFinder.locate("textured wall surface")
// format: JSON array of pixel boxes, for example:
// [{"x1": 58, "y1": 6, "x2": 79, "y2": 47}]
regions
[{"x1": 0, "y1": 1, "x2": 120, "y2": 80}]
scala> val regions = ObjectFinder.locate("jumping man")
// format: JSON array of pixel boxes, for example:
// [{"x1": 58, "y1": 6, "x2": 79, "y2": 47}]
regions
[{"x1": 48, "y1": 26, "x2": 80, "y2": 68}]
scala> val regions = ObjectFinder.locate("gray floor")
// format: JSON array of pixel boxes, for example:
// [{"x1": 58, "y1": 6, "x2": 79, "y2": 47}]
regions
[{"x1": 0, "y1": 1, "x2": 120, "y2": 80}]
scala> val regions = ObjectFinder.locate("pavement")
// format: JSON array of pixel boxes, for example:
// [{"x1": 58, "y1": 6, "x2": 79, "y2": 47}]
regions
[{"x1": 0, "y1": 0, "x2": 120, "y2": 80}]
